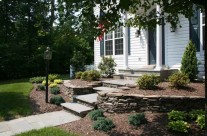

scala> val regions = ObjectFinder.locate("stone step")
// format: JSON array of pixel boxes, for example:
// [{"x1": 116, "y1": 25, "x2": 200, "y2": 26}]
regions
[
  {"x1": 73, "y1": 93, "x2": 98, "y2": 107},
  {"x1": 113, "y1": 74, "x2": 142, "y2": 81},
  {"x1": 93, "y1": 86, "x2": 122, "y2": 93},
  {"x1": 101, "y1": 79, "x2": 136, "y2": 88},
  {"x1": 61, "y1": 103, "x2": 93, "y2": 117}
]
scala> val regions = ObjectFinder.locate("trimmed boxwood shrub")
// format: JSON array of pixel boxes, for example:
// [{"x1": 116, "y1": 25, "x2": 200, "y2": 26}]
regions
[
  {"x1": 37, "y1": 84, "x2": 45, "y2": 91},
  {"x1": 81, "y1": 71, "x2": 89, "y2": 80},
  {"x1": 128, "y1": 113, "x2": 147, "y2": 126},
  {"x1": 75, "y1": 72, "x2": 83, "y2": 79},
  {"x1": 168, "y1": 72, "x2": 190, "y2": 88},
  {"x1": 93, "y1": 117, "x2": 115, "y2": 132},
  {"x1": 168, "y1": 110, "x2": 187, "y2": 121},
  {"x1": 87, "y1": 70, "x2": 100, "y2": 81},
  {"x1": 50, "y1": 87, "x2": 60, "y2": 94},
  {"x1": 88, "y1": 109, "x2": 104, "y2": 121},
  {"x1": 167, "y1": 121, "x2": 189, "y2": 133},
  {"x1": 50, "y1": 95, "x2": 65, "y2": 105},
  {"x1": 137, "y1": 74, "x2": 160, "y2": 90}
]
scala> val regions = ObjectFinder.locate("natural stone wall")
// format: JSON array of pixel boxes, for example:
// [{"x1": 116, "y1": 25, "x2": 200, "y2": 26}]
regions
[{"x1": 97, "y1": 91, "x2": 204, "y2": 113}]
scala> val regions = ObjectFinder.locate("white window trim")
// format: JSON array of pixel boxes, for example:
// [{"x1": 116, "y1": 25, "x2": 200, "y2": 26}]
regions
[{"x1": 104, "y1": 28, "x2": 124, "y2": 56}]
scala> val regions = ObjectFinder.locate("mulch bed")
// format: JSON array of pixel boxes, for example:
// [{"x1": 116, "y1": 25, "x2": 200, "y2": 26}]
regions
[{"x1": 58, "y1": 112, "x2": 204, "y2": 136}]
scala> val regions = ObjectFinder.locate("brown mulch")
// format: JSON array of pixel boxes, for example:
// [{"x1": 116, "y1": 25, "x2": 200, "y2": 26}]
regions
[
  {"x1": 29, "y1": 84, "x2": 71, "y2": 114},
  {"x1": 127, "y1": 82, "x2": 204, "y2": 96},
  {"x1": 58, "y1": 112, "x2": 204, "y2": 136}
]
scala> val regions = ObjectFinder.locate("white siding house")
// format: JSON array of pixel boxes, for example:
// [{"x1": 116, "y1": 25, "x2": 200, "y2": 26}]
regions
[{"x1": 94, "y1": 5, "x2": 205, "y2": 78}]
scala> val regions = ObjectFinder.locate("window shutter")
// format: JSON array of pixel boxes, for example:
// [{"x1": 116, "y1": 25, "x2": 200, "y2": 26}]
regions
[
  {"x1": 100, "y1": 39, "x2": 104, "y2": 56},
  {"x1": 190, "y1": 7, "x2": 200, "y2": 52},
  {"x1": 128, "y1": 27, "x2": 131, "y2": 55}
]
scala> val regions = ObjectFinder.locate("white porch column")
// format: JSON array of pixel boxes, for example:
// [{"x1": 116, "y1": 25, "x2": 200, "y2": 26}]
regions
[
  {"x1": 124, "y1": 12, "x2": 129, "y2": 69},
  {"x1": 155, "y1": 4, "x2": 163, "y2": 70}
]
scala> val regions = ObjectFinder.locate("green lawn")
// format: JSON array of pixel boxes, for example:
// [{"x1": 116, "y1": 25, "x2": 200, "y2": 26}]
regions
[
  {"x1": 15, "y1": 127, "x2": 78, "y2": 136},
  {"x1": 0, "y1": 79, "x2": 33, "y2": 121}
]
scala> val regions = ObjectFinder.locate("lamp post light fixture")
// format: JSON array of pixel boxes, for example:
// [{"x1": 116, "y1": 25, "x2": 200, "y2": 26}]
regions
[{"x1": 44, "y1": 47, "x2": 52, "y2": 103}]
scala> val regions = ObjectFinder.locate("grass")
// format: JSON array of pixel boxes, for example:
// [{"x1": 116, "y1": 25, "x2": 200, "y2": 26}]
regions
[
  {"x1": 0, "y1": 79, "x2": 33, "y2": 121},
  {"x1": 15, "y1": 127, "x2": 78, "y2": 136}
]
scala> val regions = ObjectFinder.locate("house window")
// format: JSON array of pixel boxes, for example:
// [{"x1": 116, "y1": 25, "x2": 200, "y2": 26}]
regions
[
  {"x1": 202, "y1": 11, "x2": 205, "y2": 50},
  {"x1": 105, "y1": 27, "x2": 123, "y2": 55}
]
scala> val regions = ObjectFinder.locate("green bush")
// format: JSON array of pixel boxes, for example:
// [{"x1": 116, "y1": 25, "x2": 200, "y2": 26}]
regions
[
  {"x1": 88, "y1": 109, "x2": 104, "y2": 121},
  {"x1": 98, "y1": 56, "x2": 116, "y2": 78},
  {"x1": 87, "y1": 70, "x2": 101, "y2": 81},
  {"x1": 54, "y1": 79, "x2": 63, "y2": 84},
  {"x1": 50, "y1": 87, "x2": 60, "y2": 95},
  {"x1": 49, "y1": 83, "x2": 58, "y2": 88},
  {"x1": 49, "y1": 74, "x2": 60, "y2": 82},
  {"x1": 136, "y1": 74, "x2": 160, "y2": 90},
  {"x1": 42, "y1": 80, "x2": 51, "y2": 86},
  {"x1": 50, "y1": 95, "x2": 65, "y2": 105},
  {"x1": 196, "y1": 115, "x2": 205, "y2": 129},
  {"x1": 93, "y1": 117, "x2": 115, "y2": 132},
  {"x1": 167, "y1": 121, "x2": 189, "y2": 133},
  {"x1": 168, "y1": 72, "x2": 190, "y2": 88},
  {"x1": 181, "y1": 40, "x2": 198, "y2": 81},
  {"x1": 168, "y1": 110, "x2": 187, "y2": 121},
  {"x1": 128, "y1": 113, "x2": 147, "y2": 127},
  {"x1": 75, "y1": 72, "x2": 83, "y2": 79},
  {"x1": 188, "y1": 109, "x2": 205, "y2": 120},
  {"x1": 81, "y1": 71, "x2": 89, "y2": 80},
  {"x1": 29, "y1": 77, "x2": 45, "y2": 83},
  {"x1": 37, "y1": 84, "x2": 45, "y2": 91}
]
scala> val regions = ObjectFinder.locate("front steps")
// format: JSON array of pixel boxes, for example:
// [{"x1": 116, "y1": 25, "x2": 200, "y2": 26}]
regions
[{"x1": 61, "y1": 79, "x2": 139, "y2": 117}]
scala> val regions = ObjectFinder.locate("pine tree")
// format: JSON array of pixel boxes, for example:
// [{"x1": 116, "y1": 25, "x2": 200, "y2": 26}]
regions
[{"x1": 181, "y1": 40, "x2": 198, "y2": 81}]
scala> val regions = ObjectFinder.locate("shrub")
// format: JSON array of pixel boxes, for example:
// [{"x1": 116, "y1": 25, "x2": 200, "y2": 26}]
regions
[
  {"x1": 196, "y1": 115, "x2": 205, "y2": 129},
  {"x1": 168, "y1": 110, "x2": 187, "y2": 121},
  {"x1": 87, "y1": 70, "x2": 101, "y2": 81},
  {"x1": 81, "y1": 71, "x2": 89, "y2": 80},
  {"x1": 168, "y1": 72, "x2": 190, "y2": 88},
  {"x1": 54, "y1": 79, "x2": 63, "y2": 84},
  {"x1": 93, "y1": 117, "x2": 115, "y2": 132},
  {"x1": 98, "y1": 56, "x2": 116, "y2": 78},
  {"x1": 42, "y1": 80, "x2": 51, "y2": 86},
  {"x1": 181, "y1": 40, "x2": 198, "y2": 81},
  {"x1": 49, "y1": 74, "x2": 60, "y2": 82},
  {"x1": 136, "y1": 74, "x2": 160, "y2": 90},
  {"x1": 37, "y1": 84, "x2": 45, "y2": 91},
  {"x1": 49, "y1": 83, "x2": 58, "y2": 88},
  {"x1": 188, "y1": 109, "x2": 205, "y2": 120},
  {"x1": 88, "y1": 109, "x2": 104, "y2": 121},
  {"x1": 75, "y1": 72, "x2": 83, "y2": 79},
  {"x1": 29, "y1": 76, "x2": 45, "y2": 83},
  {"x1": 50, "y1": 87, "x2": 60, "y2": 95},
  {"x1": 50, "y1": 95, "x2": 65, "y2": 105},
  {"x1": 167, "y1": 121, "x2": 189, "y2": 133},
  {"x1": 128, "y1": 113, "x2": 147, "y2": 127}
]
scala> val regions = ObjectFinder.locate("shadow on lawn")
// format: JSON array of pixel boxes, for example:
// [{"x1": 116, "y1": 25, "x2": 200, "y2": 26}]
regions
[{"x1": 0, "y1": 91, "x2": 32, "y2": 121}]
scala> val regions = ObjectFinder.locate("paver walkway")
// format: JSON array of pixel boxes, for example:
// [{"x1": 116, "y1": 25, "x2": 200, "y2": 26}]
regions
[{"x1": 0, "y1": 110, "x2": 80, "y2": 136}]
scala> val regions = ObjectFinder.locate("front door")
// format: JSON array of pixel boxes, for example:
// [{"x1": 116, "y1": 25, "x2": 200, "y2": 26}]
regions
[{"x1": 148, "y1": 29, "x2": 156, "y2": 65}]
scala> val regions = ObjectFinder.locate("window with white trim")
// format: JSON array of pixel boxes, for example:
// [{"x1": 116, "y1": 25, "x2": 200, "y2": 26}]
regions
[{"x1": 105, "y1": 27, "x2": 123, "y2": 55}]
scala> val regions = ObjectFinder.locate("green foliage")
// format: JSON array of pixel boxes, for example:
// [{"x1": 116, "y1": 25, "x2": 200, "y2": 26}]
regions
[
  {"x1": 168, "y1": 110, "x2": 187, "y2": 121},
  {"x1": 16, "y1": 127, "x2": 78, "y2": 136},
  {"x1": 50, "y1": 87, "x2": 60, "y2": 95},
  {"x1": 49, "y1": 74, "x2": 60, "y2": 82},
  {"x1": 196, "y1": 115, "x2": 205, "y2": 129},
  {"x1": 81, "y1": 71, "x2": 89, "y2": 80},
  {"x1": 136, "y1": 74, "x2": 160, "y2": 90},
  {"x1": 98, "y1": 56, "x2": 116, "y2": 78},
  {"x1": 49, "y1": 83, "x2": 58, "y2": 88},
  {"x1": 168, "y1": 72, "x2": 190, "y2": 88},
  {"x1": 88, "y1": 109, "x2": 104, "y2": 121},
  {"x1": 128, "y1": 113, "x2": 147, "y2": 127},
  {"x1": 188, "y1": 109, "x2": 205, "y2": 120},
  {"x1": 181, "y1": 41, "x2": 198, "y2": 81},
  {"x1": 37, "y1": 84, "x2": 45, "y2": 91},
  {"x1": 75, "y1": 72, "x2": 83, "y2": 79},
  {"x1": 42, "y1": 80, "x2": 51, "y2": 86},
  {"x1": 87, "y1": 70, "x2": 101, "y2": 81},
  {"x1": 71, "y1": 50, "x2": 86, "y2": 73},
  {"x1": 29, "y1": 77, "x2": 45, "y2": 83},
  {"x1": 54, "y1": 79, "x2": 63, "y2": 84},
  {"x1": 93, "y1": 117, "x2": 115, "y2": 132},
  {"x1": 50, "y1": 95, "x2": 65, "y2": 105},
  {"x1": 167, "y1": 121, "x2": 189, "y2": 133}
]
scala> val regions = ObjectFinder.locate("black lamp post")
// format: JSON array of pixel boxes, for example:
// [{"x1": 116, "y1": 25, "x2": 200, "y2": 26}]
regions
[{"x1": 44, "y1": 47, "x2": 52, "y2": 103}]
